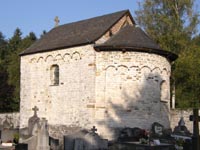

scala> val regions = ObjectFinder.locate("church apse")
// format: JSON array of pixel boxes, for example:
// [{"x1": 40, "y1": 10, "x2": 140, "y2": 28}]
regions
[{"x1": 94, "y1": 51, "x2": 171, "y2": 139}]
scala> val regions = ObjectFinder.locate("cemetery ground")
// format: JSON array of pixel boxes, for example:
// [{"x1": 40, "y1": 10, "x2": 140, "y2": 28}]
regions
[{"x1": 0, "y1": 107, "x2": 199, "y2": 150}]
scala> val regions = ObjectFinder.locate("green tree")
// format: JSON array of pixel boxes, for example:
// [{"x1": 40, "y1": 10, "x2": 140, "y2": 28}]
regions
[
  {"x1": 0, "y1": 65, "x2": 15, "y2": 112},
  {"x1": 0, "y1": 32, "x2": 8, "y2": 61},
  {"x1": 135, "y1": 0, "x2": 199, "y2": 108},
  {"x1": 8, "y1": 28, "x2": 22, "y2": 53},
  {"x1": 0, "y1": 32, "x2": 16, "y2": 112},
  {"x1": 7, "y1": 29, "x2": 37, "y2": 111}
]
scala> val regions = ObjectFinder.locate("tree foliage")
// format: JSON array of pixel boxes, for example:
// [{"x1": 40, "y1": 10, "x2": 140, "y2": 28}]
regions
[
  {"x1": 135, "y1": 0, "x2": 199, "y2": 108},
  {"x1": 0, "y1": 29, "x2": 37, "y2": 112}
]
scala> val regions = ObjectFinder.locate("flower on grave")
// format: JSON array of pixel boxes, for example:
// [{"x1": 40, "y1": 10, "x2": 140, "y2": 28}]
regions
[
  {"x1": 139, "y1": 138, "x2": 148, "y2": 144},
  {"x1": 176, "y1": 138, "x2": 184, "y2": 146}
]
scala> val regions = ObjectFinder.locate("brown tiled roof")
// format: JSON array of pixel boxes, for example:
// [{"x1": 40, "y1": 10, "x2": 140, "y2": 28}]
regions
[
  {"x1": 94, "y1": 25, "x2": 178, "y2": 61},
  {"x1": 20, "y1": 10, "x2": 132, "y2": 56}
]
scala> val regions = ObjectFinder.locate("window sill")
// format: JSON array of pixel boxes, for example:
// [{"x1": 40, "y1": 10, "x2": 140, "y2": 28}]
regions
[
  {"x1": 50, "y1": 84, "x2": 59, "y2": 86},
  {"x1": 160, "y1": 100, "x2": 168, "y2": 103}
]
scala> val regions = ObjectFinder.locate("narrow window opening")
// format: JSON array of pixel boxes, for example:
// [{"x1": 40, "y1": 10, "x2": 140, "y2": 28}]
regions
[
  {"x1": 50, "y1": 64, "x2": 59, "y2": 85},
  {"x1": 160, "y1": 80, "x2": 168, "y2": 102}
]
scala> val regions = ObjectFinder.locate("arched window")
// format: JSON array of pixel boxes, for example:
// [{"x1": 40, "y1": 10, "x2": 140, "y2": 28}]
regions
[
  {"x1": 160, "y1": 80, "x2": 168, "y2": 102},
  {"x1": 50, "y1": 64, "x2": 59, "y2": 85}
]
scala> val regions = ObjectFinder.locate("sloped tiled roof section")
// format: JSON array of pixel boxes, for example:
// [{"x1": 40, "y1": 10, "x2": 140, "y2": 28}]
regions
[
  {"x1": 94, "y1": 25, "x2": 178, "y2": 61},
  {"x1": 20, "y1": 10, "x2": 132, "y2": 56}
]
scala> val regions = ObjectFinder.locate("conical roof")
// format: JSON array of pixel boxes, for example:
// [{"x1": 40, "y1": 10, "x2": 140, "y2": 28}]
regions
[{"x1": 94, "y1": 25, "x2": 177, "y2": 61}]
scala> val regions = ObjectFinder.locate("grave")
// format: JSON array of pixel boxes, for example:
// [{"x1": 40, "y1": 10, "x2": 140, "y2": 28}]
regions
[
  {"x1": 118, "y1": 127, "x2": 146, "y2": 142},
  {"x1": 0, "y1": 115, "x2": 19, "y2": 143},
  {"x1": 36, "y1": 118, "x2": 50, "y2": 150},
  {"x1": 110, "y1": 123, "x2": 175, "y2": 150},
  {"x1": 172, "y1": 117, "x2": 191, "y2": 137},
  {"x1": 64, "y1": 126, "x2": 108, "y2": 150},
  {"x1": 151, "y1": 122, "x2": 164, "y2": 137},
  {"x1": 19, "y1": 106, "x2": 51, "y2": 150},
  {"x1": 171, "y1": 117, "x2": 192, "y2": 150},
  {"x1": 49, "y1": 136, "x2": 59, "y2": 150}
]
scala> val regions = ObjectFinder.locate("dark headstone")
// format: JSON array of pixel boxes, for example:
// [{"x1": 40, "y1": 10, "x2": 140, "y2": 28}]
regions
[
  {"x1": 151, "y1": 122, "x2": 164, "y2": 137},
  {"x1": 183, "y1": 139, "x2": 192, "y2": 150},
  {"x1": 15, "y1": 143, "x2": 28, "y2": 150},
  {"x1": 173, "y1": 117, "x2": 191, "y2": 136},
  {"x1": 49, "y1": 136, "x2": 59, "y2": 150},
  {"x1": 118, "y1": 127, "x2": 145, "y2": 142},
  {"x1": 64, "y1": 136, "x2": 75, "y2": 150},
  {"x1": 74, "y1": 138, "x2": 84, "y2": 150}
]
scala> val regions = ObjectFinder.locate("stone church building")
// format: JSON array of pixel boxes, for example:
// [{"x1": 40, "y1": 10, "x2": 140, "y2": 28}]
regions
[{"x1": 20, "y1": 10, "x2": 177, "y2": 140}]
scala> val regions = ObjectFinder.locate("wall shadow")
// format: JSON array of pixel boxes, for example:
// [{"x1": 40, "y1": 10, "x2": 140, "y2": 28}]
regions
[{"x1": 96, "y1": 72, "x2": 171, "y2": 140}]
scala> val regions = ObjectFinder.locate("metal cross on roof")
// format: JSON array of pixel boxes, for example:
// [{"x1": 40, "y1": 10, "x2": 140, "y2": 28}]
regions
[
  {"x1": 54, "y1": 16, "x2": 60, "y2": 27},
  {"x1": 91, "y1": 126, "x2": 97, "y2": 134},
  {"x1": 32, "y1": 106, "x2": 39, "y2": 116}
]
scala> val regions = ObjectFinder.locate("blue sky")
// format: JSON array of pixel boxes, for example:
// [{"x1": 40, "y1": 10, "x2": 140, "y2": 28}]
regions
[
  {"x1": 0, "y1": 0, "x2": 199, "y2": 39},
  {"x1": 0, "y1": 0, "x2": 141, "y2": 39}
]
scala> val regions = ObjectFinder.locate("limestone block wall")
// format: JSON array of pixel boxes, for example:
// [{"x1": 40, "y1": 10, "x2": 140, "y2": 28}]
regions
[
  {"x1": 94, "y1": 51, "x2": 172, "y2": 139},
  {"x1": 0, "y1": 112, "x2": 20, "y2": 129},
  {"x1": 20, "y1": 45, "x2": 96, "y2": 131}
]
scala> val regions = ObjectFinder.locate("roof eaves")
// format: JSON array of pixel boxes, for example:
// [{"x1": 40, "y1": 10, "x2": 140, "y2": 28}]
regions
[
  {"x1": 20, "y1": 41, "x2": 94, "y2": 56},
  {"x1": 94, "y1": 45, "x2": 178, "y2": 61}
]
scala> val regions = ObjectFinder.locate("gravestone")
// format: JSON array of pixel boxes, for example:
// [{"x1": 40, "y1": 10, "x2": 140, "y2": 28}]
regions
[
  {"x1": 28, "y1": 106, "x2": 40, "y2": 136},
  {"x1": 173, "y1": 117, "x2": 191, "y2": 136},
  {"x1": 74, "y1": 138, "x2": 84, "y2": 150},
  {"x1": 84, "y1": 132, "x2": 108, "y2": 150},
  {"x1": 118, "y1": 127, "x2": 145, "y2": 142},
  {"x1": 16, "y1": 143, "x2": 28, "y2": 150},
  {"x1": 20, "y1": 106, "x2": 50, "y2": 150},
  {"x1": 3, "y1": 116, "x2": 11, "y2": 129},
  {"x1": 64, "y1": 135, "x2": 75, "y2": 150},
  {"x1": 49, "y1": 136, "x2": 59, "y2": 150},
  {"x1": 151, "y1": 122, "x2": 164, "y2": 137},
  {"x1": 36, "y1": 118, "x2": 50, "y2": 150},
  {"x1": 64, "y1": 126, "x2": 108, "y2": 150}
]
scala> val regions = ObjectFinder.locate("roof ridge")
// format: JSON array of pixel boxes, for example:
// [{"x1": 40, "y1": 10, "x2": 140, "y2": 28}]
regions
[
  {"x1": 20, "y1": 9, "x2": 133, "y2": 56},
  {"x1": 56, "y1": 10, "x2": 129, "y2": 29}
]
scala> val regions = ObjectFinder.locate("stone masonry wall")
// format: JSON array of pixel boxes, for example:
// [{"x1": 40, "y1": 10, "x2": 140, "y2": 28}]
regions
[
  {"x1": 20, "y1": 45, "x2": 96, "y2": 132},
  {"x1": 20, "y1": 13, "x2": 135, "y2": 140},
  {"x1": 94, "y1": 51, "x2": 172, "y2": 139}
]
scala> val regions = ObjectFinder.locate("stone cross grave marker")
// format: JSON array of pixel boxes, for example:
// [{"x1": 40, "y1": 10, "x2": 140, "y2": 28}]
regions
[
  {"x1": 189, "y1": 108, "x2": 200, "y2": 150},
  {"x1": 91, "y1": 126, "x2": 97, "y2": 135},
  {"x1": 54, "y1": 16, "x2": 60, "y2": 27},
  {"x1": 32, "y1": 106, "x2": 39, "y2": 116},
  {"x1": 189, "y1": 115, "x2": 200, "y2": 122},
  {"x1": 28, "y1": 106, "x2": 40, "y2": 135}
]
